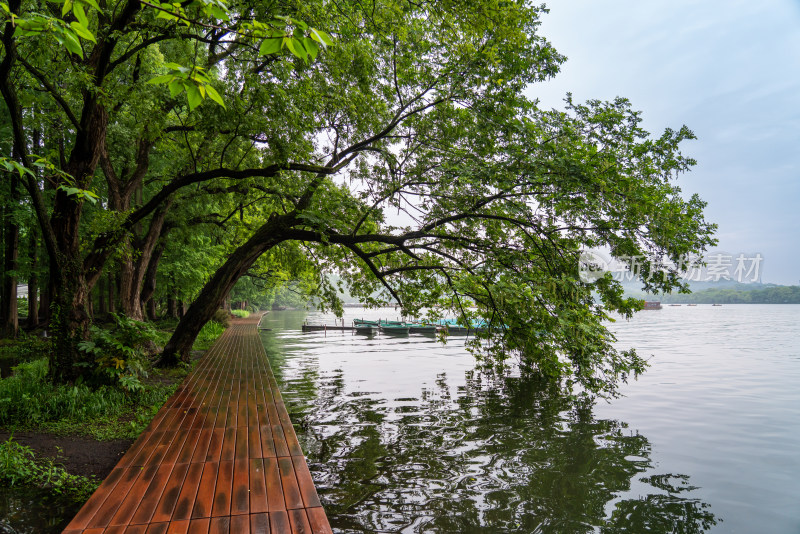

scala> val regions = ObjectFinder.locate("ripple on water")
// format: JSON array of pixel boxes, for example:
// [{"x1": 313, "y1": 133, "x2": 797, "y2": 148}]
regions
[{"x1": 258, "y1": 307, "x2": 800, "y2": 532}]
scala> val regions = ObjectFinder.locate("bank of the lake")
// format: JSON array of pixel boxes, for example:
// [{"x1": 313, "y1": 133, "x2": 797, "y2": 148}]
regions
[{"x1": 261, "y1": 304, "x2": 800, "y2": 533}]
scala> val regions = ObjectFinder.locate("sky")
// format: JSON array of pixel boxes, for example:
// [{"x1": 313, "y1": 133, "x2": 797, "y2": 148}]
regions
[{"x1": 530, "y1": 0, "x2": 800, "y2": 284}]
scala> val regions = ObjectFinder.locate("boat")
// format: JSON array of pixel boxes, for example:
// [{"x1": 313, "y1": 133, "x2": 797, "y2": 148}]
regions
[
  {"x1": 354, "y1": 324, "x2": 378, "y2": 334},
  {"x1": 712, "y1": 304, "x2": 723, "y2": 307},
  {"x1": 643, "y1": 301, "x2": 662, "y2": 310},
  {"x1": 687, "y1": 304, "x2": 697, "y2": 307},
  {"x1": 354, "y1": 318, "x2": 380, "y2": 326},
  {"x1": 408, "y1": 324, "x2": 441, "y2": 334},
  {"x1": 380, "y1": 324, "x2": 410, "y2": 335}
]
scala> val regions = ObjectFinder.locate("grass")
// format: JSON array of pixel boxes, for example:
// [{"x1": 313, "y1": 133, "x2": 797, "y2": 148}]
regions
[
  {"x1": 0, "y1": 358, "x2": 183, "y2": 440},
  {"x1": 0, "y1": 316, "x2": 229, "y2": 504},
  {"x1": 192, "y1": 321, "x2": 226, "y2": 351},
  {"x1": 0, "y1": 436, "x2": 99, "y2": 503},
  {"x1": 231, "y1": 309, "x2": 250, "y2": 318},
  {"x1": 0, "y1": 316, "x2": 227, "y2": 441}
]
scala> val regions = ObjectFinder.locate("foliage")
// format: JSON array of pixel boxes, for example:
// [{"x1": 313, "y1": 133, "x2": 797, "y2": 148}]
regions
[
  {"x1": 193, "y1": 321, "x2": 225, "y2": 351},
  {"x1": 0, "y1": 332, "x2": 50, "y2": 365},
  {"x1": 0, "y1": 436, "x2": 98, "y2": 502},
  {"x1": 0, "y1": 0, "x2": 716, "y2": 395},
  {"x1": 0, "y1": 358, "x2": 181, "y2": 439},
  {"x1": 211, "y1": 309, "x2": 231, "y2": 328},
  {"x1": 78, "y1": 314, "x2": 159, "y2": 391},
  {"x1": 230, "y1": 309, "x2": 250, "y2": 318}
]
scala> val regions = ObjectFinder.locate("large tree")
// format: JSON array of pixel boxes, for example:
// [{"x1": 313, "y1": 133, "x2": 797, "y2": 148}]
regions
[{"x1": 0, "y1": 0, "x2": 715, "y2": 395}]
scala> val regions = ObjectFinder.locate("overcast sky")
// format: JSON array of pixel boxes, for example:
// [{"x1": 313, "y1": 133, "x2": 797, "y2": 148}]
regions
[{"x1": 531, "y1": 0, "x2": 800, "y2": 284}]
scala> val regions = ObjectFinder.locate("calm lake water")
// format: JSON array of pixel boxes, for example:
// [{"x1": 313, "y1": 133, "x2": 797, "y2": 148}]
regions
[{"x1": 259, "y1": 305, "x2": 800, "y2": 533}]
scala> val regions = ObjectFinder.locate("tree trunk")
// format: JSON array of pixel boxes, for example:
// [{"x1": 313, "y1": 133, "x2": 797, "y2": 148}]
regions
[
  {"x1": 119, "y1": 249, "x2": 138, "y2": 318},
  {"x1": 48, "y1": 260, "x2": 92, "y2": 383},
  {"x1": 167, "y1": 295, "x2": 177, "y2": 319},
  {"x1": 146, "y1": 298, "x2": 157, "y2": 321},
  {"x1": 118, "y1": 202, "x2": 170, "y2": 321},
  {"x1": 39, "y1": 268, "x2": 51, "y2": 325},
  {"x1": 140, "y1": 239, "x2": 165, "y2": 321},
  {"x1": 108, "y1": 272, "x2": 116, "y2": 313},
  {"x1": 97, "y1": 276, "x2": 107, "y2": 315},
  {"x1": 1, "y1": 174, "x2": 19, "y2": 338},
  {"x1": 159, "y1": 217, "x2": 287, "y2": 365},
  {"x1": 27, "y1": 227, "x2": 39, "y2": 329}
]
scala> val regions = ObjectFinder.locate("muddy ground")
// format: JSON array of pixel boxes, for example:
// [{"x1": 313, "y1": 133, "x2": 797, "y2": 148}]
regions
[{"x1": 0, "y1": 431, "x2": 133, "y2": 480}]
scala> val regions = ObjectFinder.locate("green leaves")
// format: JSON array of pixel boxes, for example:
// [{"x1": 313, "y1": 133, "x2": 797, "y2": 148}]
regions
[
  {"x1": 4, "y1": 0, "x2": 98, "y2": 57},
  {"x1": 147, "y1": 63, "x2": 226, "y2": 110},
  {"x1": 245, "y1": 17, "x2": 333, "y2": 63},
  {"x1": 58, "y1": 185, "x2": 100, "y2": 204}
]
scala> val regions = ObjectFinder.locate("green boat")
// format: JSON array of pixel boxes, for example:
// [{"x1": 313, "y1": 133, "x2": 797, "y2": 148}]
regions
[
  {"x1": 380, "y1": 324, "x2": 410, "y2": 335},
  {"x1": 354, "y1": 323, "x2": 378, "y2": 334},
  {"x1": 408, "y1": 324, "x2": 441, "y2": 334}
]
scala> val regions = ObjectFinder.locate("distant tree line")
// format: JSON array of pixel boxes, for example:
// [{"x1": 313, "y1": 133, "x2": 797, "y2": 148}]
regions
[{"x1": 631, "y1": 286, "x2": 800, "y2": 304}]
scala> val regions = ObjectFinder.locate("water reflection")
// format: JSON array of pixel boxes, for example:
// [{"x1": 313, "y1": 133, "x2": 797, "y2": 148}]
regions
[
  {"x1": 0, "y1": 486, "x2": 79, "y2": 533},
  {"x1": 260, "y1": 311, "x2": 717, "y2": 533}
]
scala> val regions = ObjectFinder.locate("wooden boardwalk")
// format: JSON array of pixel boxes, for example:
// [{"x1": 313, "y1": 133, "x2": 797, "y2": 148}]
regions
[{"x1": 64, "y1": 314, "x2": 331, "y2": 534}]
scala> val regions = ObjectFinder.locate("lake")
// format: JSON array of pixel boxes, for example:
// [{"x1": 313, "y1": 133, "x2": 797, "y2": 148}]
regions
[{"x1": 259, "y1": 305, "x2": 800, "y2": 533}]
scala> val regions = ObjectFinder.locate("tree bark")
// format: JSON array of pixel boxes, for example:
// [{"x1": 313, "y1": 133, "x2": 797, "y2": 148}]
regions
[
  {"x1": 39, "y1": 268, "x2": 51, "y2": 325},
  {"x1": 167, "y1": 295, "x2": 177, "y2": 319},
  {"x1": 48, "y1": 260, "x2": 92, "y2": 383},
  {"x1": 119, "y1": 202, "x2": 170, "y2": 320},
  {"x1": 119, "y1": 249, "x2": 137, "y2": 318},
  {"x1": 97, "y1": 276, "x2": 106, "y2": 315},
  {"x1": 146, "y1": 298, "x2": 157, "y2": 321},
  {"x1": 140, "y1": 238, "x2": 166, "y2": 321},
  {"x1": 108, "y1": 271, "x2": 116, "y2": 314},
  {"x1": 1, "y1": 174, "x2": 19, "y2": 338},
  {"x1": 27, "y1": 227, "x2": 39, "y2": 329}
]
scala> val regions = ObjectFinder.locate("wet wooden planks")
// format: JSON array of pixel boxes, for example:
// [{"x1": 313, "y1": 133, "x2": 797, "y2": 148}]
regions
[{"x1": 64, "y1": 314, "x2": 331, "y2": 534}]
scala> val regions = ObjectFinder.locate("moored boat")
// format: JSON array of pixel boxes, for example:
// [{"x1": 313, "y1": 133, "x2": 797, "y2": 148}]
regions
[
  {"x1": 354, "y1": 324, "x2": 378, "y2": 334},
  {"x1": 380, "y1": 324, "x2": 410, "y2": 335},
  {"x1": 408, "y1": 324, "x2": 441, "y2": 334}
]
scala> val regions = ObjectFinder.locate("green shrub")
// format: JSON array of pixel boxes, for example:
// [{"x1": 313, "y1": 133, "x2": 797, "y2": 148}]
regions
[
  {"x1": 193, "y1": 321, "x2": 225, "y2": 351},
  {"x1": 0, "y1": 437, "x2": 98, "y2": 502},
  {"x1": 0, "y1": 333, "x2": 50, "y2": 366},
  {"x1": 212, "y1": 309, "x2": 230, "y2": 328},
  {"x1": 231, "y1": 309, "x2": 250, "y2": 318},
  {"x1": 78, "y1": 314, "x2": 159, "y2": 392},
  {"x1": 0, "y1": 358, "x2": 180, "y2": 439}
]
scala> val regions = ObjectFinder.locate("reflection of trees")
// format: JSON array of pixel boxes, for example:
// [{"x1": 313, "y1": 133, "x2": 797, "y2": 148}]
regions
[
  {"x1": 0, "y1": 486, "x2": 81, "y2": 533},
  {"x1": 265, "y1": 318, "x2": 717, "y2": 534}
]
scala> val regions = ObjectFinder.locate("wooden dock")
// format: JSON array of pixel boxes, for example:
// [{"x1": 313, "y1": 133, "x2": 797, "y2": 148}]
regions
[{"x1": 63, "y1": 314, "x2": 331, "y2": 534}]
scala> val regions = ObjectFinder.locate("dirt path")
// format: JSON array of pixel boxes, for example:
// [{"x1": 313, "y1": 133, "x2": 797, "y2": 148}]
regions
[{"x1": 0, "y1": 431, "x2": 133, "y2": 480}]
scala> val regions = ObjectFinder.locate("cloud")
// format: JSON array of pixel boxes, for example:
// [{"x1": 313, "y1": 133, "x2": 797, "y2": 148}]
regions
[{"x1": 529, "y1": 0, "x2": 800, "y2": 283}]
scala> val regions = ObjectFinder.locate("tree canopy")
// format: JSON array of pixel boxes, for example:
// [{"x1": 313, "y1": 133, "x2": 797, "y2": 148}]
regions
[{"x1": 0, "y1": 0, "x2": 716, "y2": 396}]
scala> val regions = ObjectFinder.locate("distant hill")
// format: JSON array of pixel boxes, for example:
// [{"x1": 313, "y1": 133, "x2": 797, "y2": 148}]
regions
[{"x1": 624, "y1": 283, "x2": 800, "y2": 304}]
